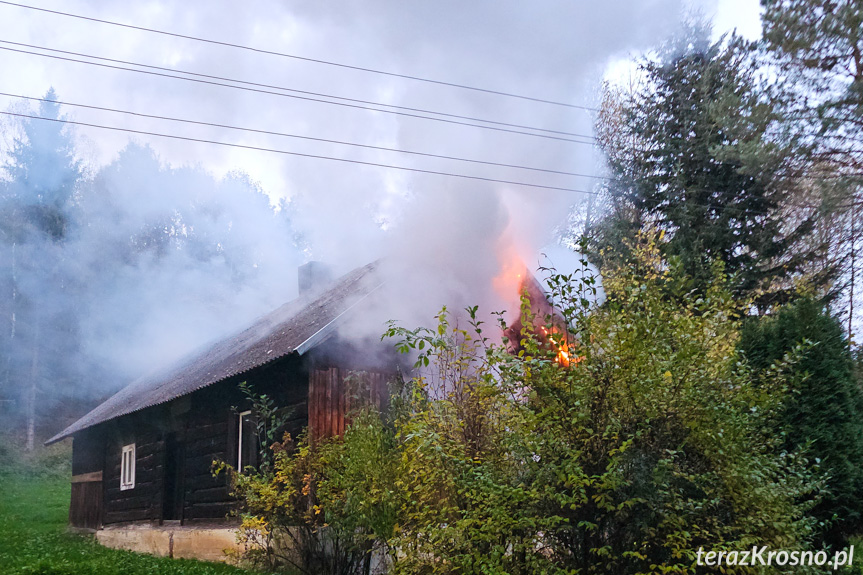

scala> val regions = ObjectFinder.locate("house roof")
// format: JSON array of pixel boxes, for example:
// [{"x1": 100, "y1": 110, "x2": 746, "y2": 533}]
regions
[{"x1": 47, "y1": 261, "x2": 383, "y2": 445}]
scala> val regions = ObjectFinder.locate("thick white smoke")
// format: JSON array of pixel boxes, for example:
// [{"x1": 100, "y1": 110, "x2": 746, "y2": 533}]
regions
[{"x1": 0, "y1": 0, "x2": 695, "y2": 435}]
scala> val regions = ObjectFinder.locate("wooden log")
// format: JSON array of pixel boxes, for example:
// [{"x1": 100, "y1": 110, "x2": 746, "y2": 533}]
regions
[
  {"x1": 185, "y1": 485, "x2": 232, "y2": 504},
  {"x1": 103, "y1": 508, "x2": 152, "y2": 524},
  {"x1": 71, "y1": 471, "x2": 103, "y2": 483},
  {"x1": 183, "y1": 501, "x2": 237, "y2": 520}
]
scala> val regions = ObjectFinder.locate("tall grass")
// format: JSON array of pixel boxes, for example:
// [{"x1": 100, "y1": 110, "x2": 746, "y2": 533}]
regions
[{"x1": 0, "y1": 437, "x2": 256, "y2": 575}]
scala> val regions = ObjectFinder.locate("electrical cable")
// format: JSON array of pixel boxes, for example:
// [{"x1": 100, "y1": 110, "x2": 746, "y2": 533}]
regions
[
  {"x1": 0, "y1": 110, "x2": 600, "y2": 195},
  {"x1": 0, "y1": 40, "x2": 597, "y2": 144},
  {"x1": 1, "y1": 109, "x2": 830, "y2": 216},
  {"x1": 0, "y1": 91, "x2": 610, "y2": 180},
  {"x1": 0, "y1": 0, "x2": 599, "y2": 112}
]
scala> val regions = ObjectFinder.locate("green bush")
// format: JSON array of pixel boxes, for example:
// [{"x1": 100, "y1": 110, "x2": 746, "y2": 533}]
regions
[
  {"x1": 0, "y1": 434, "x2": 71, "y2": 479},
  {"x1": 740, "y1": 298, "x2": 863, "y2": 547},
  {"x1": 230, "y1": 233, "x2": 827, "y2": 574}
]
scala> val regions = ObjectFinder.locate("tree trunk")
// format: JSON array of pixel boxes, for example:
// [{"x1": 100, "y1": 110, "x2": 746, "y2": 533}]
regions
[
  {"x1": 26, "y1": 319, "x2": 39, "y2": 452},
  {"x1": 850, "y1": 204, "x2": 857, "y2": 341}
]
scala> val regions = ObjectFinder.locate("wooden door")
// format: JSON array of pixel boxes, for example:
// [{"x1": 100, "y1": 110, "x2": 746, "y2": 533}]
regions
[{"x1": 69, "y1": 472, "x2": 102, "y2": 530}]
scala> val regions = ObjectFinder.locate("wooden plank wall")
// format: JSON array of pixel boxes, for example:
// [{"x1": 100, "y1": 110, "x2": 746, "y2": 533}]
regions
[
  {"x1": 69, "y1": 473, "x2": 103, "y2": 529},
  {"x1": 103, "y1": 432, "x2": 163, "y2": 525},
  {"x1": 309, "y1": 368, "x2": 389, "y2": 440}
]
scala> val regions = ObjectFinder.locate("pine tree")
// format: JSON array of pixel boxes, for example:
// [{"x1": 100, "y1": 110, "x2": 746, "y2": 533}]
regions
[
  {"x1": 592, "y1": 24, "x2": 827, "y2": 306},
  {"x1": 0, "y1": 89, "x2": 82, "y2": 449},
  {"x1": 761, "y1": 0, "x2": 863, "y2": 335},
  {"x1": 739, "y1": 298, "x2": 863, "y2": 546}
]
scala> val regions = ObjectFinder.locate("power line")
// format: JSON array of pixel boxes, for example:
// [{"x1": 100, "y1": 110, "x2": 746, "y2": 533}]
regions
[
  {"x1": 0, "y1": 92, "x2": 611, "y2": 181},
  {"x1": 0, "y1": 39, "x2": 596, "y2": 141},
  {"x1": 0, "y1": 43, "x2": 596, "y2": 146},
  {"x1": 0, "y1": 109, "x2": 829, "y2": 217},
  {"x1": 1, "y1": 107, "x2": 841, "y2": 221},
  {"x1": 0, "y1": 0, "x2": 599, "y2": 112},
  {"x1": 0, "y1": 111, "x2": 601, "y2": 195}
]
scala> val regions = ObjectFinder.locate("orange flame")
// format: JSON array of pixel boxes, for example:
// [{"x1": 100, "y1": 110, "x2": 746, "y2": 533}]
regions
[{"x1": 556, "y1": 344, "x2": 570, "y2": 367}]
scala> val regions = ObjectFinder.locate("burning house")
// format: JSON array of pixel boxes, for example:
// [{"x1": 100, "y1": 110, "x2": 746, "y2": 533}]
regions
[
  {"x1": 46, "y1": 260, "x2": 400, "y2": 559},
  {"x1": 46, "y1": 254, "x2": 560, "y2": 561}
]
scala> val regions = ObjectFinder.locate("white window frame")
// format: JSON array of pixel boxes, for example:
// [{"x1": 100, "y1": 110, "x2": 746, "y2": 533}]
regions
[
  {"x1": 120, "y1": 443, "x2": 136, "y2": 491},
  {"x1": 238, "y1": 411, "x2": 252, "y2": 470}
]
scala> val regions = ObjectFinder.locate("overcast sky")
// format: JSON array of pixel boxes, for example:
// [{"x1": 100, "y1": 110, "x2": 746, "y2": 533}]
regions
[{"x1": 0, "y1": 0, "x2": 762, "y2": 266}]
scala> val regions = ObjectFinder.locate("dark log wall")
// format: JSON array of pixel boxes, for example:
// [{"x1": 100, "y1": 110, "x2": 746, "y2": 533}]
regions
[
  {"x1": 73, "y1": 337, "x2": 401, "y2": 528},
  {"x1": 71, "y1": 427, "x2": 104, "y2": 476},
  {"x1": 181, "y1": 399, "x2": 232, "y2": 523},
  {"x1": 103, "y1": 425, "x2": 163, "y2": 525},
  {"x1": 180, "y1": 354, "x2": 309, "y2": 524}
]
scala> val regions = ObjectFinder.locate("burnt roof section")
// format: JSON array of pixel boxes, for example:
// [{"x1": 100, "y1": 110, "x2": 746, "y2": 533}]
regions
[{"x1": 47, "y1": 261, "x2": 383, "y2": 445}]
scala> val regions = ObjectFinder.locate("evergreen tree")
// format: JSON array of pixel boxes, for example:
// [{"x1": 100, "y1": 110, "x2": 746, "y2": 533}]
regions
[
  {"x1": 761, "y1": 0, "x2": 863, "y2": 176},
  {"x1": 740, "y1": 298, "x2": 863, "y2": 546},
  {"x1": 593, "y1": 25, "x2": 826, "y2": 306},
  {"x1": 0, "y1": 89, "x2": 83, "y2": 449},
  {"x1": 1, "y1": 88, "x2": 80, "y2": 240},
  {"x1": 761, "y1": 0, "x2": 863, "y2": 334}
]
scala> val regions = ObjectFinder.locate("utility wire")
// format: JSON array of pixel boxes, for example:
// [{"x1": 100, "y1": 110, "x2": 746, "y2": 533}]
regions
[
  {"x1": 0, "y1": 102, "x2": 831, "y2": 215},
  {"x1": 0, "y1": 92, "x2": 611, "y2": 180},
  {"x1": 0, "y1": 111, "x2": 600, "y2": 195},
  {"x1": 0, "y1": 109, "x2": 829, "y2": 217},
  {"x1": 0, "y1": 43, "x2": 595, "y2": 146},
  {"x1": 0, "y1": 39, "x2": 595, "y2": 141},
  {"x1": 0, "y1": 0, "x2": 599, "y2": 112}
]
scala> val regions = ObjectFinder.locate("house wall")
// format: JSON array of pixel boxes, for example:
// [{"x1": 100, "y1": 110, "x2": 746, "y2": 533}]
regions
[
  {"x1": 71, "y1": 336, "x2": 402, "y2": 531},
  {"x1": 103, "y1": 418, "x2": 164, "y2": 525},
  {"x1": 70, "y1": 426, "x2": 106, "y2": 530},
  {"x1": 182, "y1": 355, "x2": 309, "y2": 523},
  {"x1": 81, "y1": 353, "x2": 309, "y2": 527}
]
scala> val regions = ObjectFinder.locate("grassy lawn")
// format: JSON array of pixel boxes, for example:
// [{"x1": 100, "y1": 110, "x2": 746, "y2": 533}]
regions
[{"x1": 0, "y1": 470, "x2": 256, "y2": 575}]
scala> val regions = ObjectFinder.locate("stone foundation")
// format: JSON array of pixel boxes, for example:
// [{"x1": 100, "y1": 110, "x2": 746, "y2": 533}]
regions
[{"x1": 95, "y1": 523, "x2": 242, "y2": 563}]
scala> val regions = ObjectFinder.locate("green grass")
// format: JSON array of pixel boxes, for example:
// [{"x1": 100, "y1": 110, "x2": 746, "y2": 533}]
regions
[{"x1": 0, "y1": 468, "x2": 257, "y2": 575}]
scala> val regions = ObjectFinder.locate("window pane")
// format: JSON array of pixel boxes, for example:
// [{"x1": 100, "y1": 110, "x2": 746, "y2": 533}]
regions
[{"x1": 121, "y1": 444, "x2": 135, "y2": 490}]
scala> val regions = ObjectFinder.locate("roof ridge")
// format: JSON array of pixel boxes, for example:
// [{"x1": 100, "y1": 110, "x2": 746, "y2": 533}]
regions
[{"x1": 46, "y1": 260, "x2": 382, "y2": 445}]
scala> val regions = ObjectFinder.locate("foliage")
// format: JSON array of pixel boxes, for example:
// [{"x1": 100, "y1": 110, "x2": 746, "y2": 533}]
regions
[
  {"x1": 218, "y1": 377, "x2": 399, "y2": 575},
  {"x1": 384, "y1": 233, "x2": 821, "y2": 574},
  {"x1": 760, "y1": 0, "x2": 863, "y2": 331},
  {"x1": 740, "y1": 298, "x2": 863, "y2": 546},
  {"x1": 761, "y1": 0, "x2": 863, "y2": 176},
  {"x1": 230, "y1": 233, "x2": 825, "y2": 574},
  {"x1": 0, "y1": 87, "x2": 82, "y2": 241},
  {"x1": 237, "y1": 381, "x2": 291, "y2": 472},
  {"x1": 0, "y1": 432, "x2": 72, "y2": 480},
  {"x1": 592, "y1": 23, "x2": 830, "y2": 308},
  {"x1": 0, "y1": 89, "x2": 86, "y2": 448}
]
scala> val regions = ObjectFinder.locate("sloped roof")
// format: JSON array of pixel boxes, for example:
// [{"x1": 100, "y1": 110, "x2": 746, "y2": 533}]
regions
[{"x1": 47, "y1": 261, "x2": 383, "y2": 445}]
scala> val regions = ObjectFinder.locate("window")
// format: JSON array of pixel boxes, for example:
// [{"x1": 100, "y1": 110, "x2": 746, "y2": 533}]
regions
[
  {"x1": 238, "y1": 411, "x2": 257, "y2": 470},
  {"x1": 120, "y1": 443, "x2": 135, "y2": 491}
]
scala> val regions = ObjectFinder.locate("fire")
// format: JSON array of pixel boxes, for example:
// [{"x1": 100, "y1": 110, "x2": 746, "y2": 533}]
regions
[
  {"x1": 492, "y1": 247, "x2": 531, "y2": 316},
  {"x1": 554, "y1": 340, "x2": 584, "y2": 368},
  {"x1": 492, "y1": 236, "x2": 584, "y2": 368},
  {"x1": 556, "y1": 344, "x2": 570, "y2": 366}
]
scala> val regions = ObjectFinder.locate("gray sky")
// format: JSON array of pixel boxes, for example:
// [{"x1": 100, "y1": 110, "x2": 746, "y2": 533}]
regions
[
  {"x1": 0, "y1": 0, "x2": 766, "y2": 383},
  {"x1": 0, "y1": 0, "x2": 761, "y2": 268}
]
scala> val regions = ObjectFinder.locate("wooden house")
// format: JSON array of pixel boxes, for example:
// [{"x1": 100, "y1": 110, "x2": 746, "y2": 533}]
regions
[{"x1": 46, "y1": 261, "x2": 397, "y2": 537}]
